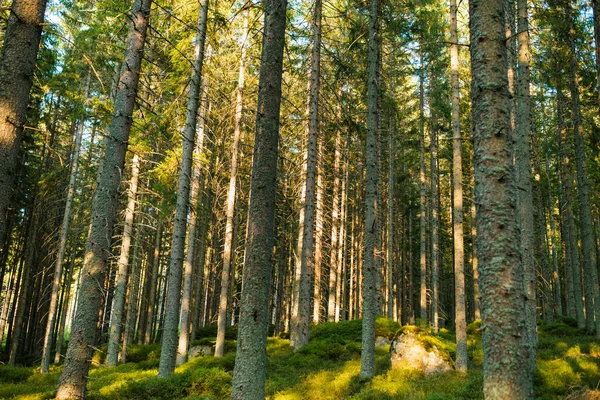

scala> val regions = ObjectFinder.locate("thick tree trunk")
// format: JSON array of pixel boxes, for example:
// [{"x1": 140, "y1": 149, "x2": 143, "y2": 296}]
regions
[
  {"x1": 106, "y1": 154, "x2": 141, "y2": 366},
  {"x1": 55, "y1": 1, "x2": 150, "y2": 396},
  {"x1": 230, "y1": 0, "x2": 287, "y2": 397},
  {"x1": 450, "y1": 0, "x2": 467, "y2": 372},
  {"x1": 0, "y1": 0, "x2": 48, "y2": 259},
  {"x1": 215, "y1": 11, "x2": 249, "y2": 357},
  {"x1": 469, "y1": 0, "x2": 533, "y2": 396},
  {"x1": 40, "y1": 71, "x2": 90, "y2": 374},
  {"x1": 566, "y1": 0, "x2": 600, "y2": 337},
  {"x1": 158, "y1": 0, "x2": 209, "y2": 376},
  {"x1": 290, "y1": 0, "x2": 321, "y2": 351},
  {"x1": 515, "y1": 0, "x2": 537, "y2": 374},
  {"x1": 360, "y1": 0, "x2": 378, "y2": 380}
]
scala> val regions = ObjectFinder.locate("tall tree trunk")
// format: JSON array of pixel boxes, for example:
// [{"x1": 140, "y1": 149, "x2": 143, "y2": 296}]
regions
[
  {"x1": 360, "y1": 0, "x2": 378, "y2": 380},
  {"x1": 328, "y1": 131, "x2": 342, "y2": 322},
  {"x1": 158, "y1": 0, "x2": 209, "y2": 376},
  {"x1": 387, "y1": 118, "x2": 394, "y2": 320},
  {"x1": 142, "y1": 218, "x2": 162, "y2": 343},
  {"x1": 430, "y1": 119, "x2": 439, "y2": 332},
  {"x1": 54, "y1": 252, "x2": 75, "y2": 364},
  {"x1": 515, "y1": 0, "x2": 537, "y2": 374},
  {"x1": 215, "y1": 11, "x2": 249, "y2": 357},
  {"x1": 557, "y1": 88, "x2": 585, "y2": 328},
  {"x1": 566, "y1": 0, "x2": 600, "y2": 337},
  {"x1": 450, "y1": 0, "x2": 467, "y2": 372},
  {"x1": 106, "y1": 154, "x2": 141, "y2": 366},
  {"x1": 40, "y1": 71, "x2": 90, "y2": 374},
  {"x1": 418, "y1": 53, "x2": 428, "y2": 323},
  {"x1": 230, "y1": 0, "x2": 287, "y2": 397},
  {"x1": 0, "y1": 0, "x2": 48, "y2": 259},
  {"x1": 469, "y1": 0, "x2": 533, "y2": 396},
  {"x1": 290, "y1": 0, "x2": 321, "y2": 351},
  {"x1": 55, "y1": 0, "x2": 150, "y2": 396},
  {"x1": 592, "y1": 0, "x2": 600, "y2": 111}
]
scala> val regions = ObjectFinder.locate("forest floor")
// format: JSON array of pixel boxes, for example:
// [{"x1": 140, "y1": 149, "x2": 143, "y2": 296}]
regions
[{"x1": 1, "y1": 317, "x2": 600, "y2": 399}]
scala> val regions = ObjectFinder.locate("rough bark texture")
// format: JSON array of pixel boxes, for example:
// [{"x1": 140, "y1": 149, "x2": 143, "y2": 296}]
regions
[
  {"x1": 593, "y1": 0, "x2": 600, "y2": 110},
  {"x1": 418, "y1": 56, "x2": 427, "y2": 323},
  {"x1": 430, "y1": 121, "x2": 439, "y2": 333},
  {"x1": 469, "y1": 0, "x2": 533, "y2": 397},
  {"x1": 215, "y1": 11, "x2": 248, "y2": 357},
  {"x1": 230, "y1": 0, "x2": 287, "y2": 397},
  {"x1": 450, "y1": 0, "x2": 467, "y2": 372},
  {"x1": 290, "y1": 0, "x2": 321, "y2": 351},
  {"x1": 40, "y1": 72, "x2": 90, "y2": 374},
  {"x1": 106, "y1": 154, "x2": 140, "y2": 366},
  {"x1": 0, "y1": 0, "x2": 47, "y2": 261},
  {"x1": 159, "y1": 0, "x2": 209, "y2": 375},
  {"x1": 565, "y1": 0, "x2": 600, "y2": 337},
  {"x1": 55, "y1": 0, "x2": 150, "y2": 396},
  {"x1": 360, "y1": 0, "x2": 378, "y2": 380},
  {"x1": 515, "y1": 0, "x2": 537, "y2": 374}
]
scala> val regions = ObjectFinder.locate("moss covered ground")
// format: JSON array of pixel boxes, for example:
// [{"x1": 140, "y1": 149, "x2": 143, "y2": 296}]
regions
[{"x1": 1, "y1": 317, "x2": 599, "y2": 399}]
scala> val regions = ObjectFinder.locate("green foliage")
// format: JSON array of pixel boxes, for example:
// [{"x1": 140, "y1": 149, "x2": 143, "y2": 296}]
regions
[
  {"x1": 466, "y1": 319, "x2": 482, "y2": 335},
  {"x1": 0, "y1": 364, "x2": 33, "y2": 383},
  {"x1": 126, "y1": 343, "x2": 162, "y2": 363},
  {"x1": 194, "y1": 325, "x2": 238, "y2": 340},
  {"x1": 188, "y1": 368, "x2": 232, "y2": 399}
]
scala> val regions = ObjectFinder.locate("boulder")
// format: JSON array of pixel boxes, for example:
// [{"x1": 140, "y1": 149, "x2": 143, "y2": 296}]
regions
[
  {"x1": 188, "y1": 345, "x2": 213, "y2": 358},
  {"x1": 389, "y1": 330, "x2": 452, "y2": 375}
]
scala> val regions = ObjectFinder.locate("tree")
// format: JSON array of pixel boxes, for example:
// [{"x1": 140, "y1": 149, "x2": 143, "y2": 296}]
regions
[
  {"x1": 158, "y1": 0, "x2": 209, "y2": 375},
  {"x1": 230, "y1": 0, "x2": 287, "y2": 397},
  {"x1": 55, "y1": 0, "x2": 151, "y2": 397},
  {"x1": 469, "y1": 0, "x2": 533, "y2": 396}
]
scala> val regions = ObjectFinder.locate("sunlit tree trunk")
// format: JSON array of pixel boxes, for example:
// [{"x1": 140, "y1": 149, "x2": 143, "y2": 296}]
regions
[
  {"x1": 418, "y1": 54, "x2": 427, "y2": 323},
  {"x1": 55, "y1": 1, "x2": 150, "y2": 396},
  {"x1": 230, "y1": 0, "x2": 287, "y2": 397},
  {"x1": 469, "y1": 0, "x2": 533, "y2": 396},
  {"x1": 158, "y1": 0, "x2": 209, "y2": 376},
  {"x1": 106, "y1": 153, "x2": 141, "y2": 366},
  {"x1": 360, "y1": 0, "x2": 378, "y2": 379}
]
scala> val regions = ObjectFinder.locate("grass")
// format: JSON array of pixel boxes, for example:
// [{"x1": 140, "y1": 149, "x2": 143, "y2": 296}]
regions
[{"x1": 1, "y1": 318, "x2": 599, "y2": 399}]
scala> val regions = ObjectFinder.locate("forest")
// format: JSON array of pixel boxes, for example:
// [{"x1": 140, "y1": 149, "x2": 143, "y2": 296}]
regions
[{"x1": 1, "y1": 0, "x2": 600, "y2": 398}]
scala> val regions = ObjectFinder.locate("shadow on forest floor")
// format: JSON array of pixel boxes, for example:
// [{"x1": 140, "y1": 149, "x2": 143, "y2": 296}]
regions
[{"x1": 1, "y1": 317, "x2": 599, "y2": 399}]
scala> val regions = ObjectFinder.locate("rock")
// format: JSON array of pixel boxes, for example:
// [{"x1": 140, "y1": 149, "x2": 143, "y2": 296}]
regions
[
  {"x1": 389, "y1": 331, "x2": 452, "y2": 375},
  {"x1": 375, "y1": 336, "x2": 391, "y2": 347},
  {"x1": 188, "y1": 345, "x2": 212, "y2": 358}
]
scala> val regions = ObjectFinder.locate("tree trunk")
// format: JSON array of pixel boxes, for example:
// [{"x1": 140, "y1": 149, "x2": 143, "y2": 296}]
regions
[
  {"x1": 360, "y1": 0, "x2": 378, "y2": 380},
  {"x1": 54, "y1": 254, "x2": 75, "y2": 364},
  {"x1": 106, "y1": 154, "x2": 141, "y2": 366},
  {"x1": 40, "y1": 71, "x2": 90, "y2": 374},
  {"x1": 0, "y1": 0, "x2": 48, "y2": 260},
  {"x1": 328, "y1": 131, "x2": 342, "y2": 322},
  {"x1": 215, "y1": 11, "x2": 249, "y2": 357},
  {"x1": 418, "y1": 52, "x2": 428, "y2": 323},
  {"x1": 450, "y1": 0, "x2": 467, "y2": 372},
  {"x1": 230, "y1": 0, "x2": 287, "y2": 397},
  {"x1": 566, "y1": 0, "x2": 600, "y2": 337},
  {"x1": 430, "y1": 119, "x2": 439, "y2": 333},
  {"x1": 55, "y1": 0, "x2": 150, "y2": 396},
  {"x1": 515, "y1": 0, "x2": 537, "y2": 374},
  {"x1": 290, "y1": 0, "x2": 321, "y2": 351},
  {"x1": 469, "y1": 0, "x2": 533, "y2": 396},
  {"x1": 158, "y1": 0, "x2": 209, "y2": 376}
]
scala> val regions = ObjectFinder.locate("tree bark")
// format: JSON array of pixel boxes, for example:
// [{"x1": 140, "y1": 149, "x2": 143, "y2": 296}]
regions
[
  {"x1": 0, "y1": 0, "x2": 48, "y2": 261},
  {"x1": 158, "y1": 0, "x2": 209, "y2": 376},
  {"x1": 55, "y1": 0, "x2": 150, "y2": 396},
  {"x1": 215, "y1": 11, "x2": 249, "y2": 357},
  {"x1": 450, "y1": 0, "x2": 467, "y2": 372},
  {"x1": 360, "y1": 0, "x2": 378, "y2": 379},
  {"x1": 106, "y1": 154, "x2": 141, "y2": 366},
  {"x1": 230, "y1": 0, "x2": 287, "y2": 397},
  {"x1": 469, "y1": 0, "x2": 533, "y2": 396},
  {"x1": 290, "y1": 0, "x2": 321, "y2": 351}
]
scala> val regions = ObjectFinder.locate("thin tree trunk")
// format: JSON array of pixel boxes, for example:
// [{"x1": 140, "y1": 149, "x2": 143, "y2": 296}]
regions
[
  {"x1": 54, "y1": 254, "x2": 75, "y2": 364},
  {"x1": 158, "y1": 0, "x2": 209, "y2": 376},
  {"x1": 290, "y1": 0, "x2": 321, "y2": 351},
  {"x1": 55, "y1": 1, "x2": 150, "y2": 396},
  {"x1": 360, "y1": 0, "x2": 378, "y2": 380},
  {"x1": 106, "y1": 154, "x2": 141, "y2": 366},
  {"x1": 0, "y1": 0, "x2": 48, "y2": 259},
  {"x1": 387, "y1": 118, "x2": 395, "y2": 320},
  {"x1": 328, "y1": 132, "x2": 342, "y2": 322},
  {"x1": 469, "y1": 0, "x2": 533, "y2": 396},
  {"x1": 515, "y1": 0, "x2": 537, "y2": 374},
  {"x1": 430, "y1": 120, "x2": 439, "y2": 333},
  {"x1": 418, "y1": 53, "x2": 427, "y2": 323},
  {"x1": 230, "y1": 0, "x2": 287, "y2": 396},
  {"x1": 215, "y1": 12, "x2": 249, "y2": 358},
  {"x1": 450, "y1": 0, "x2": 467, "y2": 372},
  {"x1": 566, "y1": 0, "x2": 600, "y2": 337},
  {"x1": 40, "y1": 71, "x2": 90, "y2": 373}
]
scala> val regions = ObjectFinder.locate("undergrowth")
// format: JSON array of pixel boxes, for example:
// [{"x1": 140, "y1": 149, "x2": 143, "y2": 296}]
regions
[{"x1": 0, "y1": 318, "x2": 598, "y2": 399}]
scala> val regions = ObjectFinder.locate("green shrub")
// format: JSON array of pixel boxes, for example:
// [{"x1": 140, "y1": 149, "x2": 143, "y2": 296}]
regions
[
  {"x1": 126, "y1": 343, "x2": 161, "y2": 363},
  {"x1": 118, "y1": 372, "x2": 191, "y2": 399},
  {"x1": 466, "y1": 319, "x2": 482, "y2": 335},
  {"x1": 375, "y1": 316, "x2": 401, "y2": 339},
  {"x1": 188, "y1": 368, "x2": 231, "y2": 399},
  {"x1": 0, "y1": 365, "x2": 33, "y2": 383},
  {"x1": 194, "y1": 325, "x2": 237, "y2": 340}
]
